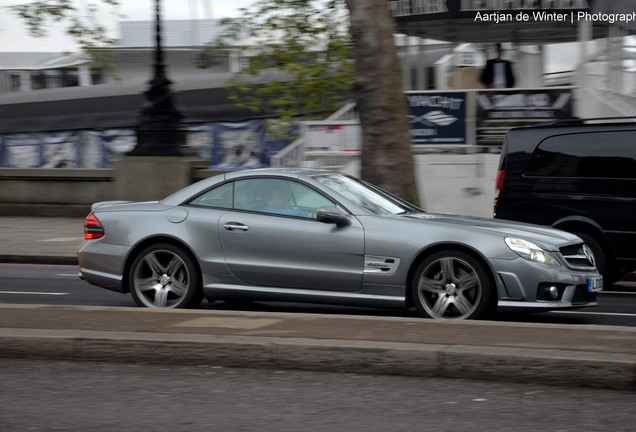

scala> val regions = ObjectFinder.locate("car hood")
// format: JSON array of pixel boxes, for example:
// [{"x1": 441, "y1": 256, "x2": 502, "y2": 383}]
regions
[{"x1": 403, "y1": 212, "x2": 580, "y2": 250}]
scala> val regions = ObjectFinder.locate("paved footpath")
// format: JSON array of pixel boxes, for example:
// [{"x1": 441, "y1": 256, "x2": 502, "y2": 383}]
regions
[
  {"x1": 0, "y1": 216, "x2": 84, "y2": 264},
  {"x1": 0, "y1": 217, "x2": 635, "y2": 390}
]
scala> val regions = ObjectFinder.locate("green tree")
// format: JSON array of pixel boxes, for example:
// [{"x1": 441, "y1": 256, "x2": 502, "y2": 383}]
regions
[
  {"x1": 210, "y1": 0, "x2": 354, "y2": 128},
  {"x1": 7, "y1": 0, "x2": 120, "y2": 67},
  {"x1": 213, "y1": 0, "x2": 418, "y2": 204}
]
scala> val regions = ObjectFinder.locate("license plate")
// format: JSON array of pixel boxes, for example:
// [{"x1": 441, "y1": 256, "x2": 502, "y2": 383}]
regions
[{"x1": 588, "y1": 276, "x2": 603, "y2": 292}]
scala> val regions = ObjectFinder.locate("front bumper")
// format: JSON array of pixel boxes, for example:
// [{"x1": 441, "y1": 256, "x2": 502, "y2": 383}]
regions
[{"x1": 492, "y1": 257, "x2": 600, "y2": 310}]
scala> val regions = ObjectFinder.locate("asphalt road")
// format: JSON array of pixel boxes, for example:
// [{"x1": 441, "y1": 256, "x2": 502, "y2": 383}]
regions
[
  {"x1": 2, "y1": 358, "x2": 635, "y2": 432},
  {"x1": 2, "y1": 263, "x2": 635, "y2": 326}
]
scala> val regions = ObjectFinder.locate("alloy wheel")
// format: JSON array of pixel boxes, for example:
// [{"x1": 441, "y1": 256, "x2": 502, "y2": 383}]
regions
[
  {"x1": 131, "y1": 246, "x2": 200, "y2": 309},
  {"x1": 414, "y1": 253, "x2": 488, "y2": 319}
]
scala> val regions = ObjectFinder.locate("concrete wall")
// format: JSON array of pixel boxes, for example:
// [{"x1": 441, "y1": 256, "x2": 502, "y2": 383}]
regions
[
  {"x1": 0, "y1": 165, "x2": 228, "y2": 217},
  {"x1": 0, "y1": 153, "x2": 500, "y2": 218},
  {"x1": 0, "y1": 168, "x2": 114, "y2": 217}
]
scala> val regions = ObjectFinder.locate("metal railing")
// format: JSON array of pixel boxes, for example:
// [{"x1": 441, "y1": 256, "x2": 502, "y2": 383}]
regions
[
  {"x1": 270, "y1": 138, "x2": 305, "y2": 168},
  {"x1": 270, "y1": 102, "x2": 359, "y2": 169}
]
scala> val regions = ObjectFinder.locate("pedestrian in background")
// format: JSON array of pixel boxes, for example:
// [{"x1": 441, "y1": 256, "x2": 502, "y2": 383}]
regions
[{"x1": 481, "y1": 43, "x2": 515, "y2": 88}]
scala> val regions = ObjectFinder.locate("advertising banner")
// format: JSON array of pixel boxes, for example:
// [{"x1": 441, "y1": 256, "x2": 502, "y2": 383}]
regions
[
  {"x1": 87, "y1": 129, "x2": 136, "y2": 168},
  {"x1": 187, "y1": 124, "x2": 215, "y2": 162},
  {"x1": 2, "y1": 132, "x2": 80, "y2": 168},
  {"x1": 212, "y1": 120, "x2": 266, "y2": 169},
  {"x1": 0, "y1": 121, "x2": 272, "y2": 169},
  {"x1": 407, "y1": 91, "x2": 467, "y2": 144},
  {"x1": 476, "y1": 88, "x2": 573, "y2": 128},
  {"x1": 2, "y1": 134, "x2": 40, "y2": 167}
]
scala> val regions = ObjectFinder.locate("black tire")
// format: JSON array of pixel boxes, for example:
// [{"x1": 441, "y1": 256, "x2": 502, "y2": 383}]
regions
[
  {"x1": 412, "y1": 250, "x2": 494, "y2": 320},
  {"x1": 129, "y1": 243, "x2": 203, "y2": 309},
  {"x1": 572, "y1": 231, "x2": 622, "y2": 285}
]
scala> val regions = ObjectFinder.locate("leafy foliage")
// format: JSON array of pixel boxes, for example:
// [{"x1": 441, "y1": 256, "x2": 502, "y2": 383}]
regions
[
  {"x1": 8, "y1": 0, "x2": 120, "y2": 70},
  {"x1": 209, "y1": 0, "x2": 355, "y2": 128}
]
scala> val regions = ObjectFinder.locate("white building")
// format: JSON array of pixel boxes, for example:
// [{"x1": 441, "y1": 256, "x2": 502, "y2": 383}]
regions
[
  {"x1": 0, "y1": 52, "x2": 93, "y2": 93},
  {"x1": 0, "y1": 19, "x2": 239, "y2": 94}
]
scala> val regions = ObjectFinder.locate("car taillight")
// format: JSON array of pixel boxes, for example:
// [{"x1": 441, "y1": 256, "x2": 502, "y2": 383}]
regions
[
  {"x1": 493, "y1": 170, "x2": 505, "y2": 217},
  {"x1": 84, "y1": 213, "x2": 105, "y2": 240}
]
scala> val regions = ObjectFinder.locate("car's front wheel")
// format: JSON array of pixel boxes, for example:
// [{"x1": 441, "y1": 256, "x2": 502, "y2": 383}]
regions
[
  {"x1": 412, "y1": 250, "x2": 494, "y2": 320},
  {"x1": 129, "y1": 243, "x2": 203, "y2": 309}
]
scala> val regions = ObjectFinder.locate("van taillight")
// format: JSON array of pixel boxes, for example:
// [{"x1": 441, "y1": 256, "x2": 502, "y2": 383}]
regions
[
  {"x1": 84, "y1": 213, "x2": 105, "y2": 240},
  {"x1": 493, "y1": 170, "x2": 505, "y2": 217}
]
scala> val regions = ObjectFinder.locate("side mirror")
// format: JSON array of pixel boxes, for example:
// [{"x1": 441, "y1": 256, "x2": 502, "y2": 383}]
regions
[{"x1": 316, "y1": 206, "x2": 350, "y2": 227}]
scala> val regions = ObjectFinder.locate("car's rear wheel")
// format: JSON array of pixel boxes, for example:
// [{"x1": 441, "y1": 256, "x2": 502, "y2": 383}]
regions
[
  {"x1": 129, "y1": 243, "x2": 203, "y2": 309},
  {"x1": 412, "y1": 250, "x2": 494, "y2": 320}
]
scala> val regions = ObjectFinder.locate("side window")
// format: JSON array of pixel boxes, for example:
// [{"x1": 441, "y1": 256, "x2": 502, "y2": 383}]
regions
[
  {"x1": 526, "y1": 131, "x2": 636, "y2": 179},
  {"x1": 234, "y1": 179, "x2": 266, "y2": 211},
  {"x1": 189, "y1": 182, "x2": 233, "y2": 208},
  {"x1": 288, "y1": 182, "x2": 335, "y2": 210},
  {"x1": 234, "y1": 178, "x2": 335, "y2": 218}
]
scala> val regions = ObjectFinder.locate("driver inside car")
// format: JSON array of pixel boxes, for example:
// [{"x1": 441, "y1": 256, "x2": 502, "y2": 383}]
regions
[{"x1": 261, "y1": 187, "x2": 309, "y2": 217}]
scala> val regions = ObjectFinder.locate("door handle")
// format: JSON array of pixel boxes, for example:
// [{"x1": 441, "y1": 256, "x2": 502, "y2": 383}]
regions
[{"x1": 223, "y1": 223, "x2": 249, "y2": 232}]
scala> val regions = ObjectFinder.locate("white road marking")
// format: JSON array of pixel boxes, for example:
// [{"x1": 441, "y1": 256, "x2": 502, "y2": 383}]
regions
[
  {"x1": 0, "y1": 291, "x2": 69, "y2": 296},
  {"x1": 38, "y1": 237, "x2": 83, "y2": 242},
  {"x1": 601, "y1": 290, "x2": 636, "y2": 295},
  {"x1": 549, "y1": 310, "x2": 636, "y2": 318}
]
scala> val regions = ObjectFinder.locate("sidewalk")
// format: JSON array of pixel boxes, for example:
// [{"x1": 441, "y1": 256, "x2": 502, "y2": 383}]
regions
[
  {"x1": 0, "y1": 216, "x2": 84, "y2": 264},
  {"x1": 0, "y1": 216, "x2": 635, "y2": 390},
  {"x1": 1, "y1": 305, "x2": 635, "y2": 390}
]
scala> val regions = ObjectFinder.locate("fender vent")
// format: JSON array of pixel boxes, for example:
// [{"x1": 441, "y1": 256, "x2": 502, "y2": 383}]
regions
[{"x1": 364, "y1": 256, "x2": 400, "y2": 275}]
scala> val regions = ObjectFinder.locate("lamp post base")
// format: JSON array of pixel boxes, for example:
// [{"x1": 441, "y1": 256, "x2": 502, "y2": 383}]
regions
[
  {"x1": 114, "y1": 156, "x2": 208, "y2": 201},
  {"x1": 131, "y1": 127, "x2": 194, "y2": 157}
]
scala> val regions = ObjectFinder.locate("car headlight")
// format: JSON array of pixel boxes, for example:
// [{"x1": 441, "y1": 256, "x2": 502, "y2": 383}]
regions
[{"x1": 505, "y1": 238, "x2": 561, "y2": 266}]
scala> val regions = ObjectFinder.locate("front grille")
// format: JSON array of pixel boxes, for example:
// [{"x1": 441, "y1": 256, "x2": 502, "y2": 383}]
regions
[{"x1": 559, "y1": 243, "x2": 595, "y2": 269}]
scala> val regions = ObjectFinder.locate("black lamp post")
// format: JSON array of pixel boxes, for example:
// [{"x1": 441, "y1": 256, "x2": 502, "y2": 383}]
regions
[{"x1": 130, "y1": 0, "x2": 188, "y2": 156}]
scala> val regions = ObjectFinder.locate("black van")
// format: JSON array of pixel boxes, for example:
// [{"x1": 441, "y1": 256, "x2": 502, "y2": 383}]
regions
[{"x1": 494, "y1": 118, "x2": 636, "y2": 283}]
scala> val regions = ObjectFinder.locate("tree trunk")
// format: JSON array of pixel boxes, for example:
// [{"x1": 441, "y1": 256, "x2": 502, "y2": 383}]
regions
[{"x1": 344, "y1": 0, "x2": 419, "y2": 206}]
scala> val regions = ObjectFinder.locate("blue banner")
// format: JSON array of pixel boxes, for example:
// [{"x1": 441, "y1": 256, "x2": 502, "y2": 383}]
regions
[
  {"x1": 212, "y1": 120, "x2": 266, "y2": 169},
  {"x1": 406, "y1": 92, "x2": 467, "y2": 144},
  {"x1": 90, "y1": 129, "x2": 137, "y2": 168},
  {"x1": 2, "y1": 132, "x2": 80, "y2": 167},
  {"x1": 0, "y1": 120, "x2": 284, "y2": 168}
]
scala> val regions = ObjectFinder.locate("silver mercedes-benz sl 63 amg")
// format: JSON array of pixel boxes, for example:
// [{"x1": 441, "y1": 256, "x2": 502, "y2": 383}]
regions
[{"x1": 78, "y1": 168, "x2": 602, "y2": 319}]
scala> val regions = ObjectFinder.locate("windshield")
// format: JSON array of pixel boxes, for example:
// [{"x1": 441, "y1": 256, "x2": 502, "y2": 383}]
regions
[{"x1": 315, "y1": 174, "x2": 420, "y2": 216}]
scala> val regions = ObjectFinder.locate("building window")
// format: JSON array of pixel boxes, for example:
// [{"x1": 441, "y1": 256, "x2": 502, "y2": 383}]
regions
[
  {"x1": 31, "y1": 72, "x2": 45, "y2": 90},
  {"x1": 10, "y1": 73, "x2": 21, "y2": 92},
  {"x1": 91, "y1": 67, "x2": 104, "y2": 85},
  {"x1": 61, "y1": 68, "x2": 79, "y2": 87},
  {"x1": 31, "y1": 68, "x2": 81, "y2": 90}
]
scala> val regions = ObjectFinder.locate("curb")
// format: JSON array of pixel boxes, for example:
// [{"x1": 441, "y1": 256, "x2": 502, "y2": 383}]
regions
[{"x1": 1, "y1": 328, "x2": 634, "y2": 391}]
